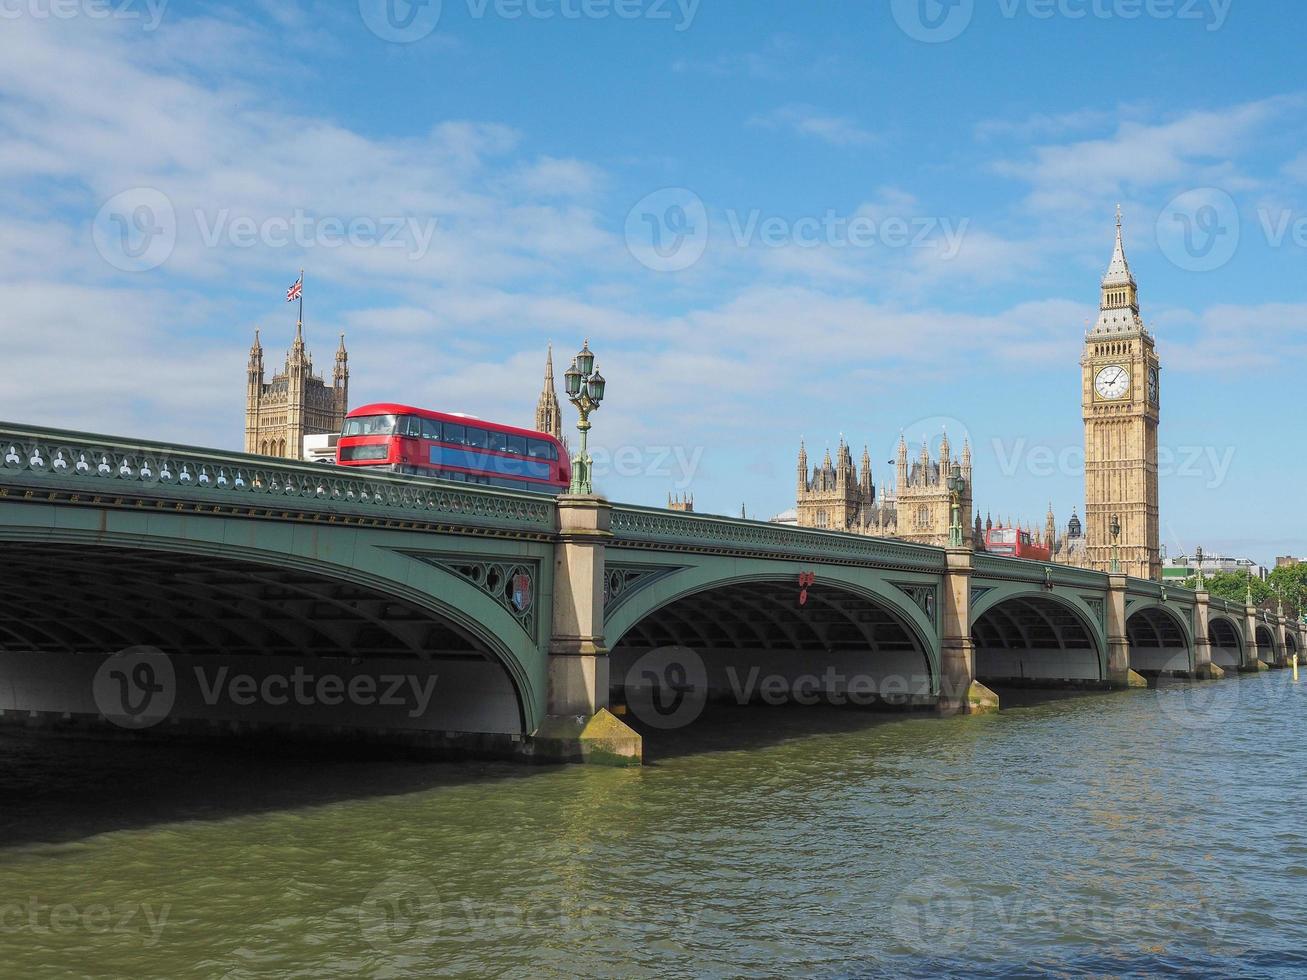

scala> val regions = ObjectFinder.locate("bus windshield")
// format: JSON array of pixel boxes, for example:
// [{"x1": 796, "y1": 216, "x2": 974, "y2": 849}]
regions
[{"x1": 342, "y1": 414, "x2": 397, "y2": 437}]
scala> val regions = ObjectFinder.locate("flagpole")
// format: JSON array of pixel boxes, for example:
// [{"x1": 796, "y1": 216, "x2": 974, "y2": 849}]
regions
[{"x1": 297, "y1": 268, "x2": 304, "y2": 339}]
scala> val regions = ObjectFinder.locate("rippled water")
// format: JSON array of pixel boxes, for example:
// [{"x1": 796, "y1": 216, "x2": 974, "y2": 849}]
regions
[{"x1": 3, "y1": 670, "x2": 1307, "y2": 978}]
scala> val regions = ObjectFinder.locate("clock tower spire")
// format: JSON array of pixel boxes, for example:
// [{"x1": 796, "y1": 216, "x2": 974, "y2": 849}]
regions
[{"x1": 1082, "y1": 208, "x2": 1161, "y2": 580}]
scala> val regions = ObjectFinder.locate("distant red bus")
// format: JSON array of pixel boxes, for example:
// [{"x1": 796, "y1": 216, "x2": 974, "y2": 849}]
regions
[
  {"x1": 335, "y1": 403, "x2": 570, "y2": 495},
  {"x1": 984, "y1": 526, "x2": 1052, "y2": 562}
]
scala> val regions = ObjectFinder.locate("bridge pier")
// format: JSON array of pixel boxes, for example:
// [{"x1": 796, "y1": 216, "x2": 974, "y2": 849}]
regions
[
  {"x1": 939, "y1": 547, "x2": 999, "y2": 715},
  {"x1": 1191, "y1": 590, "x2": 1224, "y2": 679},
  {"x1": 536, "y1": 495, "x2": 641, "y2": 765},
  {"x1": 1272, "y1": 617, "x2": 1291, "y2": 669},
  {"x1": 1242, "y1": 604, "x2": 1270, "y2": 672},
  {"x1": 1107, "y1": 575, "x2": 1147, "y2": 688}
]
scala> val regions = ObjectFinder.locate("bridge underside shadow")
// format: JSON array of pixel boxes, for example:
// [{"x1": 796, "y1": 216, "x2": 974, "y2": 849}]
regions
[
  {"x1": 1209, "y1": 618, "x2": 1244, "y2": 670},
  {"x1": 0, "y1": 544, "x2": 526, "y2": 743},
  {"x1": 972, "y1": 595, "x2": 1104, "y2": 688},
  {"x1": 610, "y1": 580, "x2": 936, "y2": 717},
  {"x1": 1127, "y1": 607, "x2": 1192, "y2": 677},
  {"x1": 1256, "y1": 626, "x2": 1280, "y2": 665}
]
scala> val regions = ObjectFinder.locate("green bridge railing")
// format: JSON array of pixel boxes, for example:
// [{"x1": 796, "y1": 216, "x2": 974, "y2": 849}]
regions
[{"x1": 0, "y1": 421, "x2": 555, "y2": 535}]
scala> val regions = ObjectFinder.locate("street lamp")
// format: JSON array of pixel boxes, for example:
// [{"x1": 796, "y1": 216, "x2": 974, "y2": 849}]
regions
[
  {"x1": 1109, "y1": 514, "x2": 1121, "y2": 574},
  {"x1": 1195, "y1": 545, "x2": 1205, "y2": 590},
  {"x1": 564, "y1": 339, "x2": 605, "y2": 495},
  {"x1": 1246, "y1": 567, "x2": 1255, "y2": 607},
  {"x1": 946, "y1": 465, "x2": 967, "y2": 548}
]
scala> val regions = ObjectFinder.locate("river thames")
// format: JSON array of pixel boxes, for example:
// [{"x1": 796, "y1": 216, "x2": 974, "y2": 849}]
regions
[{"x1": 2, "y1": 671, "x2": 1306, "y2": 978}]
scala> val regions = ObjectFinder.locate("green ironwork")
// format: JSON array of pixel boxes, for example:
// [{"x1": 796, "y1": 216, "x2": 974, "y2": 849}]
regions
[
  {"x1": 0, "y1": 423, "x2": 555, "y2": 536},
  {"x1": 610, "y1": 504, "x2": 948, "y2": 570},
  {"x1": 564, "y1": 340, "x2": 605, "y2": 495},
  {"x1": 947, "y1": 466, "x2": 966, "y2": 548}
]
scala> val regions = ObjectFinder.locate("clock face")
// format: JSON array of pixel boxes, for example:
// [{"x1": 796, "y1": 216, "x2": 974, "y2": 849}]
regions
[
  {"x1": 1148, "y1": 366, "x2": 1159, "y2": 405},
  {"x1": 1095, "y1": 365, "x2": 1130, "y2": 400}
]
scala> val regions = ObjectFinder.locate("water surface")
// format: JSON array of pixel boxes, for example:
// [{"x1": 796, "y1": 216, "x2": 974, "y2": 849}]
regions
[{"x1": 3, "y1": 672, "x2": 1306, "y2": 977}]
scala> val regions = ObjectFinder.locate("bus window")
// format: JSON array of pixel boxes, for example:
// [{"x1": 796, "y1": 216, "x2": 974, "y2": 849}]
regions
[
  {"x1": 505, "y1": 434, "x2": 526, "y2": 455},
  {"x1": 527, "y1": 438, "x2": 552, "y2": 460},
  {"x1": 486, "y1": 430, "x2": 507, "y2": 453},
  {"x1": 400, "y1": 416, "x2": 422, "y2": 438},
  {"x1": 465, "y1": 427, "x2": 488, "y2": 449},
  {"x1": 342, "y1": 414, "x2": 396, "y2": 437},
  {"x1": 421, "y1": 417, "x2": 442, "y2": 441},
  {"x1": 444, "y1": 424, "x2": 466, "y2": 446}
]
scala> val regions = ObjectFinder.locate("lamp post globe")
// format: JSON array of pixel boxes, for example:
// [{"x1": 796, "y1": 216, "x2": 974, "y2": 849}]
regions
[{"x1": 575, "y1": 340, "x2": 595, "y2": 377}]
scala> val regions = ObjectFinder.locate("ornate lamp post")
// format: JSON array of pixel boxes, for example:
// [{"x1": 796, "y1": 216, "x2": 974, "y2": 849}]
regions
[
  {"x1": 1195, "y1": 545, "x2": 1205, "y2": 589},
  {"x1": 947, "y1": 465, "x2": 967, "y2": 548},
  {"x1": 1109, "y1": 514, "x2": 1121, "y2": 574},
  {"x1": 563, "y1": 340, "x2": 605, "y2": 496},
  {"x1": 1246, "y1": 567, "x2": 1255, "y2": 607}
]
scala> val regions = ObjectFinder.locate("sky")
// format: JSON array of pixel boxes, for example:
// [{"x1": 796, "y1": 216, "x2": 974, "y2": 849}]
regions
[{"x1": 1, "y1": 0, "x2": 1305, "y2": 564}]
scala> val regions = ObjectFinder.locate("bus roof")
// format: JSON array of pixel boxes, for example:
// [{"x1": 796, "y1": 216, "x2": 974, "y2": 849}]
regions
[{"x1": 346, "y1": 403, "x2": 566, "y2": 447}]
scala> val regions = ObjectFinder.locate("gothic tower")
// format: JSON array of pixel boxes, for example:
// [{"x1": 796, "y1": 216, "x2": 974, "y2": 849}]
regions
[
  {"x1": 1081, "y1": 208, "x2": 1161, "y2": 580},
  {"x1": 534, "y1": 344, "x2": 564, "y2": 441},
  {"x1": 244, "y1": 319, "x2": 349, "y2": 460}
]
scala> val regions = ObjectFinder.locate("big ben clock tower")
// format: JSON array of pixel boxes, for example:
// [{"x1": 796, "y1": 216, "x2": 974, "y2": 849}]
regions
[{"x1": 1082, "y1": 207, "x2": 1161, "y2": 580}]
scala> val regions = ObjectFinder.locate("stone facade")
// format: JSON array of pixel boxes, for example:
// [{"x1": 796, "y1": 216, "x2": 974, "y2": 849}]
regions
[
  {"x1": 534, "y1": 344, "x2": 564, "y2": 442},
  {"x1": 245, "y1": 324, "x2": 348, "y2": 461},
  {"x1": 1080, "y1": 209, "x2": 1162, "y2": 580},
  {"x1": 795, "y1": 433, "x2": 973, "y2": 547}
]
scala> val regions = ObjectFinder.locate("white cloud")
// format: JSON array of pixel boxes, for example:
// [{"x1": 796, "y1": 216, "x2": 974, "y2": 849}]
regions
[
  {"x1": 747, "y1": 104, "x2": 877, "y2": 147},
  {"x1": 992, "y1": 96, "x2": 1305, "y2": 213}
]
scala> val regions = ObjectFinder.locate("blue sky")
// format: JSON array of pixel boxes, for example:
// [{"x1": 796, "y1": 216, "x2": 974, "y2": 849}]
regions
[{"x1": 2, "y1": 0, "x2": 1305, "y2": 563}]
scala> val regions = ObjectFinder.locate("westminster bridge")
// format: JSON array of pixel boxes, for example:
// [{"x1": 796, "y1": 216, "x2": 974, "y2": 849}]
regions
[{"x1": 0, "y1": 422, "x2": 1301, "y2": 764}]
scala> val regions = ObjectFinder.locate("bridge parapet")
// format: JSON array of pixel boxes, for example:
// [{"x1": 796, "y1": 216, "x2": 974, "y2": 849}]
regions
[
  {"x1": 609, "y1": 504, "x2": 947, "y2": 570},
  {"x1": 0, "y1": 422, "x2": 555, "y2": 538},
  {"x1": 972, "y1": 554, "x2": 1107, "y2": 586}
]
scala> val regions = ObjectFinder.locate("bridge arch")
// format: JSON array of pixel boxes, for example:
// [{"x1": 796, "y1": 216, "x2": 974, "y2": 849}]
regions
[
  {"x1": 604, "y1": 564, "x2": 941, "y2": 712},
  {"x1": 1208, "y1": 615, "x2": 1245, "y2": 670},
  {"x1": 1126, "y1": 604, "x2": 1194, "y2": 676},
  {"x1": 0, "y1": 519, "x2": 548, "y2": 735},
  {"x1": 970, "y1": 588, "x2": 1106, "y2": 686},
  {"x1": 1256, "y1": 625, "x2": 1281, "y2": 664}
]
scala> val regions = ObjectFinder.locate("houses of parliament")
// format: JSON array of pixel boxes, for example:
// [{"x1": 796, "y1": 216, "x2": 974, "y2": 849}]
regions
[
  {"x1": 792, "y1": 208, "x2": 1162, "y2": 579},
  {"x1": 242, "y1": 209, "x2": 1162, "y2": 579}
]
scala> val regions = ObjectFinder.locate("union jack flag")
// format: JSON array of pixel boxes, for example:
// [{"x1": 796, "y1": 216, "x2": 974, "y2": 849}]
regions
[{"x1": 286, "y1": 276, "x2": 303, "y2": 303}]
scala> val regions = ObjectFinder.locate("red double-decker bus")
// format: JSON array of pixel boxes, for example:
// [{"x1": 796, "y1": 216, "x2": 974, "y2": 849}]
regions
[
  {"x1": 984, "y1": 526, "x2": 1052, "y2": 562},
  {"x1": 335, "y1": 403, "x2": 570, "y2": 495}
]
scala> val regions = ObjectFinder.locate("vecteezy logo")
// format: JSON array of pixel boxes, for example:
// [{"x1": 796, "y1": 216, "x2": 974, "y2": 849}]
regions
[
  {"x1": 92, "y1": 188, "x2": 177, "y2": 273},
  {"x1": 92, "y1": 646, "x2": 176, "y2": 730},
  {"x1": 358, "y1": 873, "x2": 441, "y2": 949},
  {"x1": 890, "y1": 0, "x2": 974, "y2": 43},
  {"x1": 624, "y1": 188, "x2": 709, "y2": 273},
  {"x1": 1154, "y1": 665, "x2": 1240, "y2": 730},
  {"x1": 358, "y1": 0, "x2": 442, "y2": 43},
  {"x1": 888, "y1": 874, "x2": 976, "y2": 955},
  {"x1": 1156, "y1": 187, "x2": 1240, "y2": 273},
  {"x1": 624, "y1": 646, "x2": 708, "y2": 729}
]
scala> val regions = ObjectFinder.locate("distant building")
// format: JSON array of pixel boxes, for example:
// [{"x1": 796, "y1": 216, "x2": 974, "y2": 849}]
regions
[
  {"x1": 1162, "y1": 554, "x2": 1269, "y2": 581},
  {"x1": 770, "y1": 508, "x2": 798, "y2": 526},
  {"x1": 1277, "y1": 556, "x2": 1303, "y2": 568},
  {"x1": 246, "y1": 324, "x2": 348, "y2": 460},
  {"x1": 794, "y1": 432, "x2": 973, "y2": 548},
  {"x1": 668, "y1": 493, "x2": 694, "y2": 512},
  {"x1": 302, "y1": 433, "x2": 339, "y2": 464}
]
